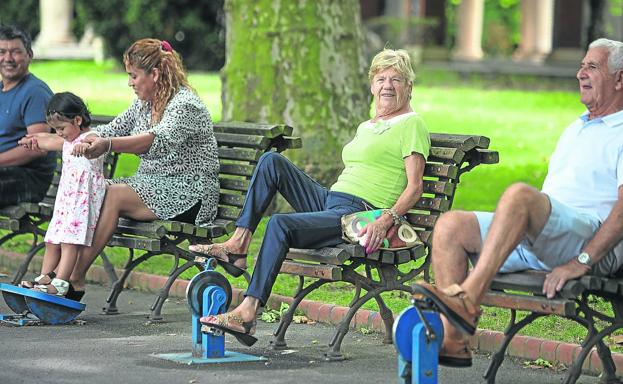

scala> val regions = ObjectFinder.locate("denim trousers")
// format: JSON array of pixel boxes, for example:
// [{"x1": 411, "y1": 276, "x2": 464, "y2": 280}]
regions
[
  {"x1": 0, "y1": 165, "x2": 53, "y2": 207},
  {"x1": 237, "y1": 152, "x2": 367, "y2": 304}
]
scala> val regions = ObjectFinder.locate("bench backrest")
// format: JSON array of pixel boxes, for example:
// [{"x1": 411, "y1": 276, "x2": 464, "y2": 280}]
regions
[
  {"x1": 90, "y1": 115, "x2": 300, "y2": 240},
  {"x1": 409, "y1": 133, "x2": 497, "y2": 247},
  {"x1": 211, "y1": 121, "x2": 298, "y2": 237}
]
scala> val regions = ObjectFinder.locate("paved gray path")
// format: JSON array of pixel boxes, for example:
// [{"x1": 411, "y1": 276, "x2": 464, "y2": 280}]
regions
[{"x1": 0, "y1": 274, "x2": 600, "y2": 384}]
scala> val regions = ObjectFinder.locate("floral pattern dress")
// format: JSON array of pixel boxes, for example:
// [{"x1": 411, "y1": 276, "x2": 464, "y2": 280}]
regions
[
  {"x1": 94, "y1": 87, "x2": 219, "y2": 226},
  {"x1": 45, "y1": 132, "x2": 106, "y2": 246}
]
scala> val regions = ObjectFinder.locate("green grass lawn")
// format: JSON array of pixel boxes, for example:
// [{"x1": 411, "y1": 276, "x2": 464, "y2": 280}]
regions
[{"x1": 6, "y1": 60, "x2": 613, "y2": 351}]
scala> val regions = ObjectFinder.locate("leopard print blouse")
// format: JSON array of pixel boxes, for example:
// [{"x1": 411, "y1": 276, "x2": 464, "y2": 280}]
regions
[{"x1": 95, "y1": 87, "x2": 219, "y2": 226}]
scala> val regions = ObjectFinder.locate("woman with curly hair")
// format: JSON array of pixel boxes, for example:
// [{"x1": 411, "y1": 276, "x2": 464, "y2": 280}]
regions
[{"x1": 68, "y1": 38, "x2": 219, "y2": 299}]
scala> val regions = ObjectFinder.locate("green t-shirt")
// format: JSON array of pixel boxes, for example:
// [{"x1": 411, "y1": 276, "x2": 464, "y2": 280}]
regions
[{"x1": 331, "y1": 112, "x2": 430, "y2": 208}]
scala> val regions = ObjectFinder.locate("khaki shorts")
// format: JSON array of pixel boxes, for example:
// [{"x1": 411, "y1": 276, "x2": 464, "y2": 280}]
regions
[{"x1": 471, "y1": 196, "x2": 623, "y2": 277}]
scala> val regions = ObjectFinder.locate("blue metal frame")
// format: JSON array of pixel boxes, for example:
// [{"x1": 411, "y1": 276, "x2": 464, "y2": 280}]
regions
[
  {"x1": 0, "y1": 283, "x2": 85, "y2": 325},
  {"x1": 154, "y1": 257, "x2": 265, "y2": 364},
  {"x1": 394, "y1": 306, "x2": 444, "y2": 384}
]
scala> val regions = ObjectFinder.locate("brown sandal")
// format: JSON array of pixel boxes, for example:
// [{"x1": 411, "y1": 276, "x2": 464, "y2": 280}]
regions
[
  {"x1": 200, "y1": 312, "x2": 257, "y2": 347},
  {"x1": 439, "y1": 337, "x2": 472, "y2": 367},
  {"x1": 412, "y1": 282, "x2": 481, "y2": 335}
]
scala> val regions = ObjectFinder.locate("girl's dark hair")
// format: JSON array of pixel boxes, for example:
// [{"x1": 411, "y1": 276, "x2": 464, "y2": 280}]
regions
[{"x1": 45, "y1": 92, "x2": 91, "y2": 129}]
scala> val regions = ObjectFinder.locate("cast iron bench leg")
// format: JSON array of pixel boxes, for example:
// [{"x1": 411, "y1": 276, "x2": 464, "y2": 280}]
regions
[
  {"x1": 484, "y1": 311, "x2": 544, "y2": 384},
  {"x1": 148, "y1": 260, "x2": 199, "y2": 322},
  {"x1": 374, "y1": 294, "x2": 394, "y2": 344},
  {"x1": 98, "y1": 251, "x2": 118, "y2": 287},
  {"x1": 271, "y1": 278, "x2": 329, "y2": 350},
  {"x1": 11, "y1": 242, "x2": 45, "y2": 285},
  {"x1": 326, "y1": 287, "x2": 386, "y2": 361},
  {"x1": 563, "y1": 325, "x2": 621, "y2": 384},
  {"x1": 103, "y1": 249, "x2": 152, "y2": 315}
]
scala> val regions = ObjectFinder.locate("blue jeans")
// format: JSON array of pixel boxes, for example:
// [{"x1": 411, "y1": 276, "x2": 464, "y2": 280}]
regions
[{"x1": 237, "y1": 152, "x2": 367, "y2": 304}]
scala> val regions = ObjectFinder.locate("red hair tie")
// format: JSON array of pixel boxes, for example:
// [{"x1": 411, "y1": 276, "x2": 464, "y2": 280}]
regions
[{"x1": 161, "y1": 40, "x2": 173, "y2": 52}]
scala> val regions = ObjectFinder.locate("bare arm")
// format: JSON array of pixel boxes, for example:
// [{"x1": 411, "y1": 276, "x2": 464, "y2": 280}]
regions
[
  {"x1": 0, "y1": 123, "x2": 51, "y2": 166},
  {"x1": 82, "y1": 133, "x2": 155, "y2": 159},
  {"x1": 359, "y1": 152, "x2": 426, "y2": 252},
  {"x1": 27, "y1": 132, "x2": 64, "y2": 151},
  {"x1": 543, "y1": 185, "x2": 623, "y2": 298}
]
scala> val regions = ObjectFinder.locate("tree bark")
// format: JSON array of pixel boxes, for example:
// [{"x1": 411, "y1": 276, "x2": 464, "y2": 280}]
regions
[{"x1": 222, "y1": 0, "x2": 370, "y2": 185}]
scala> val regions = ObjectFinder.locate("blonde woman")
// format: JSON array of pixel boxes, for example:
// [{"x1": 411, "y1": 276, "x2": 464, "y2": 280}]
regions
[
  {"x1": 191, "y1": 49, "x2": 431, "y2": 346},
  {"x1": 68, "y1": 38, "x2": 219, "y2": 299}
]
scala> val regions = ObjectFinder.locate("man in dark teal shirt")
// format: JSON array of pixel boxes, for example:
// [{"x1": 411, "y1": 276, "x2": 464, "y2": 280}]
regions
[{"x1": 0, "y1": 25, "x2": 54, "y2": 206}]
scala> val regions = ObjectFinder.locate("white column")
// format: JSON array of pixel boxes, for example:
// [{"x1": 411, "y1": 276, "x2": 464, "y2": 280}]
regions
[
  {"x1": 451, "y1": 0, "x2": 484, "y2": 61},
  {"x1": 33, "y1": 0, "x2": 102, "y2": 60},
  {"x1": 36, "y1": 0, "x2": 76, "y2": 46},
  {"x1": 513, "y1": 0, "x2": 554, "y2": 63}
]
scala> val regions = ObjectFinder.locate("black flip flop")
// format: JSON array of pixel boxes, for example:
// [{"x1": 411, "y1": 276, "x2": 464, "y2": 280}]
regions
[
  {"x1": 201, "y1": 322, "x2": 257, "y2": 347},
  {"x1": 65, "y1": 283, "x2": 85, "y2": 302},
  {"x1": 190, "y1": 250, "x2": 247, "y2": 278},
  {"x1": 439, "y1": 354, "x2": 472, "y2": 368}
]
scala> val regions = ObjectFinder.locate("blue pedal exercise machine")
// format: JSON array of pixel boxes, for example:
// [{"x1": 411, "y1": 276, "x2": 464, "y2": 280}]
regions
[
  {"x1": 393, "y1": 297, "x2": 444, "y2": 384},
  {"x1": 153, "y1": 256, "x2": 264, "y2": 364},
  {"x1": 0, "y1": 283, "x2": 86, "y2": 325}
]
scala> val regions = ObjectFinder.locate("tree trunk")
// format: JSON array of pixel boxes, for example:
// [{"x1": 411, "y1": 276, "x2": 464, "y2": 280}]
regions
[{"x1": 222, "y1": 0, "x2": 370, "y2": 186}]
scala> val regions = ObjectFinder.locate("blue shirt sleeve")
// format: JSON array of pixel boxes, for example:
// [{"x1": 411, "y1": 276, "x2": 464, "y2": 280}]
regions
[{"x1": 22, "y1": 83, "x2": 52, "y2": 127}]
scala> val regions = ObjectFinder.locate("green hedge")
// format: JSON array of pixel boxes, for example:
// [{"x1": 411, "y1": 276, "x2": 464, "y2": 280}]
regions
[{"x1": 76, "y1": 0, "x2": 225, "y2": 70}]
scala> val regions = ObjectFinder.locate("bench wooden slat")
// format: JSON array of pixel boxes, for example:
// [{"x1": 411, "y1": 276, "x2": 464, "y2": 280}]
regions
[
  {"x1": 413, "y1": 197, "x2": 451, "y2": 212},
  {"x1": 276, "y1": 136, "x2": 303, "y2": 151},
  {"x1": 476, "y1": 148, "x2": 500, "y2": 164},
  {"x1": 116, "y1": 219, "x2": 168, "y2": 238},
  {"x1": 429, "y1": 133, "x2": 490, "y2": 152},
  {"x1": 219, "y1": 163, "x2": 255, "y2": 177},
  {"x1": 217, "y1": 206, "x2": 241, "y2": 221},
  {"x1": 491, "y1": 272, "x2": 586, "y2": 299},
  {"x1": 195, "y1": 218, "x2": 235, "y2": 238},
  {"x1": 286, "y1": 247, "x2": 351, "y2": 265},
  {"x1": 423, "y1": 180, "x2": 455, "y2": 197},
  {"x1": 214, "y1": 122, "x2": 293, "y2": 138},
  {"x1": 604, "y1": 278, "x2": 620, "y2": 294},
  {"x1": 0, "y1": 219, "x2": 20, "y2": 231},
  {"x1": 107, "y1": 235, "x2": 161, "y2": 251},
  {"x1": 219, "y1": 192, "x2": 245, "y2": 207},
  {"x1": 429, "y1": 147, "x2": 466, "y2": 164},
  {"x1": 214, "y1": 132, "x2": 270, "y2": 149},
  {"x1": 219, "y1": 178, "x2": 250, "y2": 192},
  {"x1": 482, "y1": 291, "x2": 576, "y2": 316},
  {"x1": 424, "y1": 164, "x2": 459, "y2": 179},
  {"x1": 0, "y1": 205, "x2": 26, "y2": 219},
  {"x1": 280, "y1": 260, "x2": 342, "y2": 280},
  {"x1": 406, "y1": 213, "x2": 438, "y2": 229},
  {"x1": 218, "y1": 147, "x2": 263, "y2": 162},
  {"x1": 410, "y1": 245, "x2": 427, "y2": 261}
]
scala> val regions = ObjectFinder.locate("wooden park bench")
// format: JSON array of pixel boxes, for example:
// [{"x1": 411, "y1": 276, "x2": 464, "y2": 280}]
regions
[
  {"x1": 0, "y1": 129, "x2": 120, "y2": 286},
  {"x1": 272, "y1": 133, "x2": 499, "y2": 360},
  {"x1": 481, "y1": 270, "x2": 623, "y2": 383},
  {"x1": 89, "y1": 117, "x2": 302, "y2": 321}
]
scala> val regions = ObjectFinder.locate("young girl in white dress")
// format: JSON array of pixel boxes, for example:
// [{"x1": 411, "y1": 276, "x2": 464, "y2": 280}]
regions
[{"x1": 18, "y1": 92, "x2": 106, "y2": 300}]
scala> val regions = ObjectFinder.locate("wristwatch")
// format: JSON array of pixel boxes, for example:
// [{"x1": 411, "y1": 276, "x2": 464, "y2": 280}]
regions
[{"x1": 577, "y1": 252, "x2": 592, "y2": 266}]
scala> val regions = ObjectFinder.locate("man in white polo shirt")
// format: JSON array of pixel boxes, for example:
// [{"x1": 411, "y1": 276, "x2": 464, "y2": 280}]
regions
[{"x1": 411, "y1": 38, "x2": 623, "y2": 368}]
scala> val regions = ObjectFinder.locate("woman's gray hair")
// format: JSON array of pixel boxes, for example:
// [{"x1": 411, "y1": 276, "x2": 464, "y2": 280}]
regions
[
  {"x1": 589, "y1": 38, "x2": 623, "y2": 73},
  {"x1": 368, "y1": 49, "x2": 415, "y2": 84}
]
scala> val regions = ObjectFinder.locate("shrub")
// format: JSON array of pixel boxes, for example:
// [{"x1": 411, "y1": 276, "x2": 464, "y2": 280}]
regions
[
  {"x1": 0, "y1": 0, "x2": 41, "y2": 42},
  {"x1": 76, "y1": 0, "x2": 225, "y2": 70}
]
